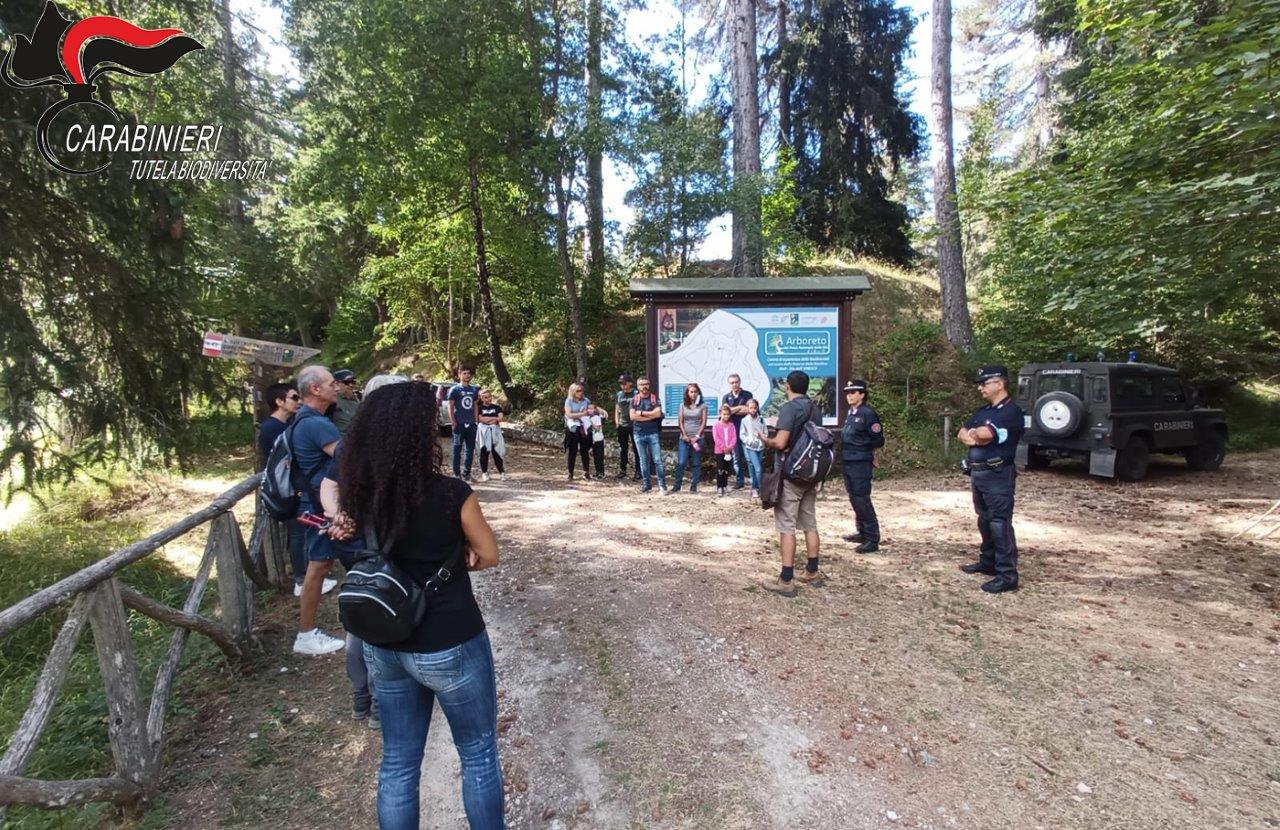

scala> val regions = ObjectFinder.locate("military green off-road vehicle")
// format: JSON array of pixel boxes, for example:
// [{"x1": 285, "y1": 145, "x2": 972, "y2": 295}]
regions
[{"x1": 1013, "y1": 362, "x2": 1228, "y2": 481}]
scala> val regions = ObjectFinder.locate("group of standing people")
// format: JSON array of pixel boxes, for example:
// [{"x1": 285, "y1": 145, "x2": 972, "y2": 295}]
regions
[{"x1": 563, "y1": 372, "x2": 770, "y2": 497}]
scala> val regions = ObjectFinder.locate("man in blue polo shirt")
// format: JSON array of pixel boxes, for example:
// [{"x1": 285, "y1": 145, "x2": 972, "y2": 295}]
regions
[
  {"x1": 957, "y1": 365, "x2": 1026, "y2": 593},
  {"x1": 290, "y1": 364, "x2": 346, "y2": 654},
  {"x1": 447, "y1": 364, "x2": 480, "y2": 481},
  {"x1": 721, "y1": 373, "x2": 753, "y2": 490}
]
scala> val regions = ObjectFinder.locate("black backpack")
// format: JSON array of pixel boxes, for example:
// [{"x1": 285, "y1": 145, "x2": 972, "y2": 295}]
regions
[
  {"x1": 783, "y1": 399, "x2": 836, "y2": 486},
  {"x1": 260, "y1": 410, "x2": 323, "y2": 521},
  {"x1": 338, "y1": 528, "x2": 464, "y2": 646}
]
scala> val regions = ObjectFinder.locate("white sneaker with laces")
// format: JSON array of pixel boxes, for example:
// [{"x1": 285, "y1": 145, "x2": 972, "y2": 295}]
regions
[
  {"x1": 500, "y1": 473, "x2": 508, "y2": 481},
  {"x1": 321, "y1": 577, "x2": 337, "y2": 594},
  {"x1": 293, "y1": 582, "x2": 303, "y2": 598},
  {"x1": 293, "y1": 628, "x2": 345, "y2": 655},
  {"x1": 481, "y1": 472, "x2": 491, "y2": 482}
]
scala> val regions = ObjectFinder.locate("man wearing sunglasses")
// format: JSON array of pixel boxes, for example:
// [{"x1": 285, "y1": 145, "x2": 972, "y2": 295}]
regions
[
  {"x1": 956, "y1": 365, "x2": 1026, "y2": 593},
  {"x1": 258, "y1": 381, "x2": 337, "y2": 600},
  {"x1": 331, "y1": 369, "x2": 360, "y2": 434}
]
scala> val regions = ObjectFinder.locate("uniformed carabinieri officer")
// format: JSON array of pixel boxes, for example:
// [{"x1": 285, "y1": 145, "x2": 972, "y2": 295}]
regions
[
  {"x1": 956, "y1": 365, "x2": 1025, "y2": 593},
  {"x1": 839, "y1": 379, "x2": 884, "y2": 553}
]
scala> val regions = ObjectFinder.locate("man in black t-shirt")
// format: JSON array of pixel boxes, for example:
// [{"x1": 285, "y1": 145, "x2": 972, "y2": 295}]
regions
[
  {"x1": 721, "y1": 373, "x2": 753, "y2": 489},
  {"x1": 760, "y1": 370, "x2": 823, "y2": 597}
]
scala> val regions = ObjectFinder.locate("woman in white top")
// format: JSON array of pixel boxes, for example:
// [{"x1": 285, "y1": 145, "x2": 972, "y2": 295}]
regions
[{"x1": 563, "y1": 383, "x2": 606, "y2": 481}]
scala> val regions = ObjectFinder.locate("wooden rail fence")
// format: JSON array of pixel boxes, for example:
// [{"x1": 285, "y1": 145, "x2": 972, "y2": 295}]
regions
[{"x1": 0, "y1": 474, "x2": 294, "y2": 817}]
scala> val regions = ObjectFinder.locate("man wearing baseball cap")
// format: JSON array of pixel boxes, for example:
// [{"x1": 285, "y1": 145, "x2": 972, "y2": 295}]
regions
[
  {"x1": 839, "y1": 378, "x2": 884, "y2": 553},
  {"x1": 614, "y1": 373, "x2": 640, "y2": 479},
  {"x1": 956, "y1": 365, "x2": 1025, "y2": 593},
  {"x1": 330, "y1": 369, "x2": 360, "y2": 434}
]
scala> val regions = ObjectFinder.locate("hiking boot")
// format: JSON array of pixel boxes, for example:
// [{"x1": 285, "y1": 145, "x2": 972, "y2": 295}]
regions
[
  {"x1": 353, "y1": 700, "x2": 371, "y2": 720},
  {"x1": 368, "y1": 698, "x2": 381, "y2": 730},
  {"x1": 615, "y1": 471, "x2": 627, "y2": 479},
  {"x1": 855, "y1": 542, "x2": 880, "y2": 554},
  {"x1": 842, "y1": 533, "x2": 864, "y2": 544},
  {"x1": 732, "y1": 483, "x2": 745, "y2": 490},
  {"x1": 761, "y1": 577, "x2": 798, "y2": 597},
  {"x1": 959, "y1": 562, "x2": 997, "y2": 575},
  {"x1": 797, "y1": 570, "x2": 825, "y2": 586},
  {"x1": 293, "y1": 628, "x2": 344, "y2": 656}
]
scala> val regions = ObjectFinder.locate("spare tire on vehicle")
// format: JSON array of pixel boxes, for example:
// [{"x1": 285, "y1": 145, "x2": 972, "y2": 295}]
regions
[{"x1": 1033, "y1": 391, "x2": 1086, "y2": 438}]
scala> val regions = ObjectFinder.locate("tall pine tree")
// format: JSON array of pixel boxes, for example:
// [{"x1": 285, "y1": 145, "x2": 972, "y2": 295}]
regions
[{"x1": 784, "y1": 0, "x2": 922, "y2": 263}]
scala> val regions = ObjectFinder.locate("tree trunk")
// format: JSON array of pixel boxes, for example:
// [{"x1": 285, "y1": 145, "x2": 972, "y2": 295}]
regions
[
  {"x1": 466, "y1": 162, "x2": 517, "y2": 398},
  {"x1": 215, "y1": 0, "x2": 244, "y2": 223},
  {"x1": 584, "y1": 0, "x2": 606, "y2": 315},
  {"x1": 777, "y1": 0, "x2": 791, "y2": 148},
  {"x1": 729, "y1": 0, "x2": 764, "y2": 279},
  {"x1": 931, "y1": 0, "x2": 974, "y2": 350},
  {"x1": 553, "y1": 174, "x2": 591, "y2": 384}
]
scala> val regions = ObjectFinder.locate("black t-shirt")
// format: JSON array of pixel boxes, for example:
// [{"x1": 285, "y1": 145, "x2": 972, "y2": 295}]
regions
[
  {"x1": 258, "y1": 415, "x2": 289, "y2": 464},
  {"x1": 381, "y1": 477, "x2": 486, "y2": 653},
  {"x1": 775, "y1": 396, "x2": 820, "y2": 450},
  {"x1": 479, "y1": 403, "x2": 504, "y2": 421}
]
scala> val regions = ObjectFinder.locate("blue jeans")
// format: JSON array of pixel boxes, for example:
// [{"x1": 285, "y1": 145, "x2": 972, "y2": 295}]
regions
[
  {"x1": 674, "y1": 439, "x2": 702, "y2": 490},
  {"x1": 731, "y1": 438, "x2": 748, "y2": 487},
  {"x1": 634, "y1": 432, "x2": 666, "y2": 489},
  {"x1": 364, "y1": 632, "x2": 504, "y2": 830},
  {"x1": 452, "y1": 423, "x2": 478, "y2": 477},
  {"x1": 743, "y1": 447, "x2": 763, "y2": 490}
]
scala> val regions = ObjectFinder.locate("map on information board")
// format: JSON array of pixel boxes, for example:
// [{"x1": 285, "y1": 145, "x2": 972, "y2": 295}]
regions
[{"x1": 656, "y1": 306, "x2": 838, "y2": 425}]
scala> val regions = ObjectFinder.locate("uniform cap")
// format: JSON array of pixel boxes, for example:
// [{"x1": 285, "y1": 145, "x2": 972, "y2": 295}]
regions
[
  {"x1": 976, "y1": 365, "x2": 1008, "y2": 383},
  {"x1": 842, "y1": 378, "x2": 868, "y2": 393},
  {"x1": 618, "y1": 373, "x2": 633, "y2": 383},
  {"x1": 332, "y1": 369, "x2": 356, "y2": 382}
]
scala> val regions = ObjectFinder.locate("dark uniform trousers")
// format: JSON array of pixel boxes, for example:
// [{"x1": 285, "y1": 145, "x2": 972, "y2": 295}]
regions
[
  {"x1": 971, "y1": 465, "x2": 1018, "y2": 580},
  {"x1": 617, "y1": 425, "x2": 638, "y2": 474},
  {"x1": 841, "y1": 461, "x2": 880, "y2": 544}
]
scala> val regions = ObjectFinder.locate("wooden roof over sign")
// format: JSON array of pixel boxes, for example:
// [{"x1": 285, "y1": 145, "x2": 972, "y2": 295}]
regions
[{"x1": 629, "y1": 275, "x2": 872, "y2": 301}]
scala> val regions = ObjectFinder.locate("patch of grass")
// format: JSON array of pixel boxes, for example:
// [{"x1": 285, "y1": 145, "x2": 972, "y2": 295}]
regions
[
  {"x1": 0, "y1": 482, "x2": 223, "y2": 829},
  {"x1": 1217, "y1": 380, "x2": 1280, "y2": 452}
]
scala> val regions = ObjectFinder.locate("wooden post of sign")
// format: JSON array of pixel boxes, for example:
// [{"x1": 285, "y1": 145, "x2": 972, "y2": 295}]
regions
[
  {"x1": 86, "y1": 579, "x2": 156, "y2": 789},
  {"x1": 211, "y1": 513, "x2": 253, "y2": 642},
  {"x1": 943, "y1": 413, "x2": 953, "y2": 456}
]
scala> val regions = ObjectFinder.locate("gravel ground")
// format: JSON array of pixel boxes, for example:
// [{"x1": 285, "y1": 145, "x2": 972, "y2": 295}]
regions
[{"x1": 150, "y1": 441, "x2": 1280, "y2": 829}]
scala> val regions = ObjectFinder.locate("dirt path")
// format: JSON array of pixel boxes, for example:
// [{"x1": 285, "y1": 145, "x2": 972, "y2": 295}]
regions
[{"x1": 150, "y1": 444, "x2": 1280, "y2": 829}]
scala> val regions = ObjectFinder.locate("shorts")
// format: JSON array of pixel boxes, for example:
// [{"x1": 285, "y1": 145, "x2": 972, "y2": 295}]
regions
[
  {"x1": 301, "y1": 504, "x2": 359, "y2": 567},
  {"x1": 774, "y1": 479, "x2": 818, "y2": 535}
]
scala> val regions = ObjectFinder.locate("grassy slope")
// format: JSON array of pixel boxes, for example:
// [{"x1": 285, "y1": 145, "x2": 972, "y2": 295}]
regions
[{"x1": 0, "y1": 417, "x2": 256, "y2": 829}]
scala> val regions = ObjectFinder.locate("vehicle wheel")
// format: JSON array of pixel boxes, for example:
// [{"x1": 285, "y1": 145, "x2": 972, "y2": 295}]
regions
[
  {"x1": 1033, "y1": 392, "x2": 1086, "y2": 438},
  {"x1": 1185, "y1": 432, "x2": 1226, "y2": 471},
  {"x1": 1026, "y1": 446, "x2": 1051, "y2": 469},
  {"x1": 1115, "y1": 437, "x2": 1150, "y2": 481}
]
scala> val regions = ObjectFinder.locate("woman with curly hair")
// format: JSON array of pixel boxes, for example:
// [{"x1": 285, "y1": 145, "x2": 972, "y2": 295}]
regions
[{"x1": 334, "y1": 382, "x2": 503, "y2": 830}]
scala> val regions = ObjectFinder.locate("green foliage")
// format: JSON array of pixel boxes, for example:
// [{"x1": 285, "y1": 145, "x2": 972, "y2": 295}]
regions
[
  {"x1": 782, "y1": 0, "x2": 923, "y2": 263},
  {"x1": 974, "y1": 0, "x2": 1280, "y2": 381},
  {"x1": 761, "y1": 148, "x2": 816, "y2": 274},
  {"x1": 622, "y1": 58, "x2": 729, "y2": 275}
]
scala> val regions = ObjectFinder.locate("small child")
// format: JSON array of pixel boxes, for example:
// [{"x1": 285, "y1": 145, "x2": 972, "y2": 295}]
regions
[
  {"x1": 477, "y1": 388, "x2": 507, "y2": 481},
  {"x1": 712, "y1": 406, "x2": 738, "y2": 496}
]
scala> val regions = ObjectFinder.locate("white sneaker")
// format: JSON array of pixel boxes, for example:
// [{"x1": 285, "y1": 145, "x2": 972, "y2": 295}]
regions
[
  {"x1": 321, "y1": 577, "x2": 337, "y2": 594},
  {"x1": 660, "y1": 486, "x2": 670, "y2": 496},
  {"x1": 500, "y1": 473, "x2": 508, "y2": 481},
  {"x1": 481, "y1": 472, "x2": 491, "y2": 482},
  {"x1": 293, "y1": 628, "x2": 345, "y2": 655},
  {"x1": 293, "y1": 582, "x2": 303, "y2": 597},
  {"x1": 751, "y1": 488, "x2": 760, "y2": 499}
]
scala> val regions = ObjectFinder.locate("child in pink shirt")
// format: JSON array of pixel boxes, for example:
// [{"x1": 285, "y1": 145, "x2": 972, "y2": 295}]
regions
[{"x1": 712, "y1": 406, "x2": 738, "y2": 497}]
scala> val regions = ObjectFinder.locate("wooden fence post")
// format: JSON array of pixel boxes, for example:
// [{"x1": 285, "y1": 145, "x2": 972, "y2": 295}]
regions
[
  {"x1": 258, "y1": 502, "x2": 291, "y2": 591},
  {"x1": 86, "y1": 579, "x2": 155, "y2": 790},
  {"x1": 211, "y1": 513, "x2": 253, "y2": 642}
]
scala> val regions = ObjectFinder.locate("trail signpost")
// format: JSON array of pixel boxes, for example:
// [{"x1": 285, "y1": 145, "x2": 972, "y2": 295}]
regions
[
  {"x1": 201, "y1": 332, "x2": 320, "y2": 591},
  {"x1": 201, "y1": 332, "x2": 319, "y2": 368}
]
